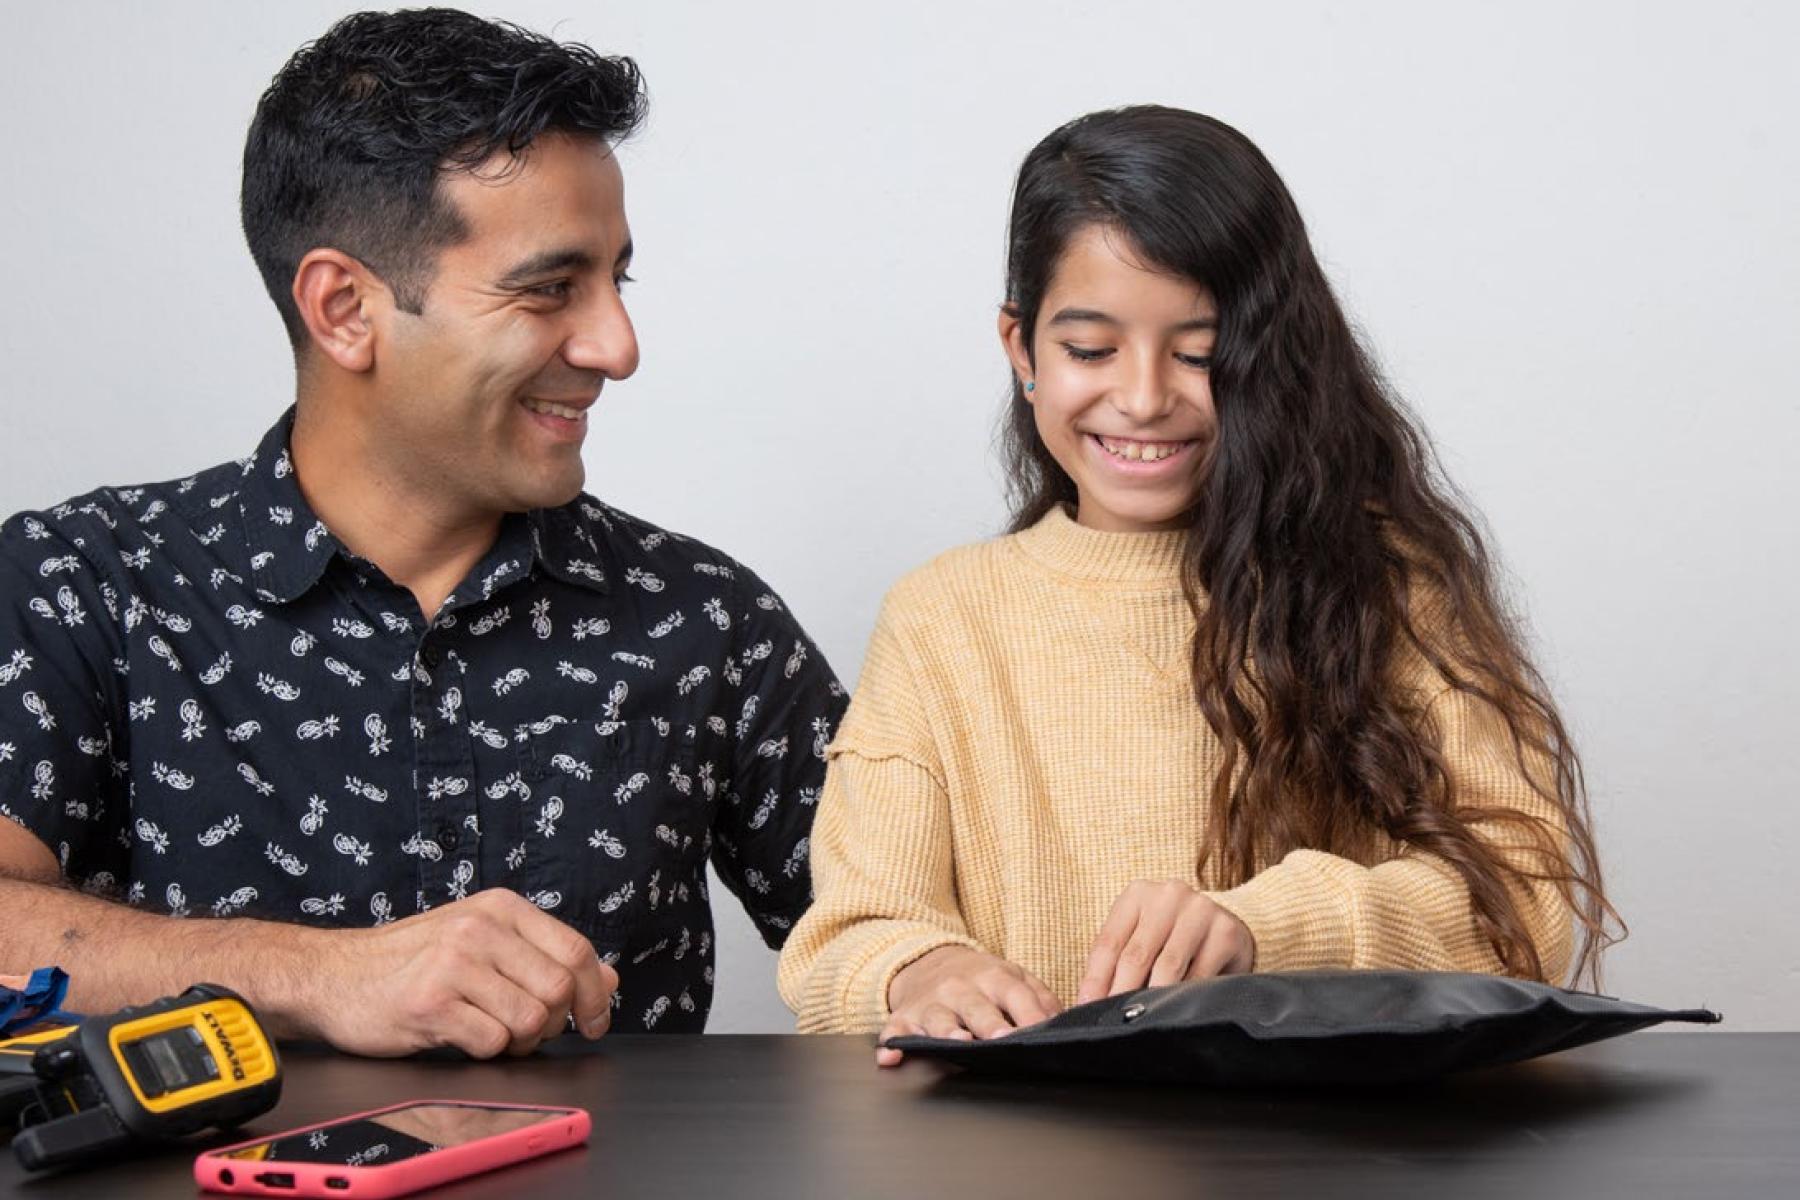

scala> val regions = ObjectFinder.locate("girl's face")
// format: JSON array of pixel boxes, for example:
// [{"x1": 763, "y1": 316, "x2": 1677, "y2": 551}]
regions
[{"x1": 1000, "y1": 224, "x2": 1218, "y2": 534}]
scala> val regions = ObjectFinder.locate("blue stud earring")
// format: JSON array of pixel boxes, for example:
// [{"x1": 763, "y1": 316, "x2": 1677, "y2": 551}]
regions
[{"x1": 1024, "y1": 381, "x2": 1036, "y2": 394}]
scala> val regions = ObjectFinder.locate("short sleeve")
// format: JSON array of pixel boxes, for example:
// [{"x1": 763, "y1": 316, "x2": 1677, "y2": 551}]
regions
[
  {"x1": 0, "y1": 511, "x2": 131, "y2": 883},
  {"x1": 710, "y1": 561, "x2": 848, "y2": 947}
]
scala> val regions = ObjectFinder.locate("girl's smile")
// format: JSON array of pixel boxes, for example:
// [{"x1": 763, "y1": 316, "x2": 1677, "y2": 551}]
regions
[{"x1": 1085, "y1": 433, "x2": 1203, "y2": 470}]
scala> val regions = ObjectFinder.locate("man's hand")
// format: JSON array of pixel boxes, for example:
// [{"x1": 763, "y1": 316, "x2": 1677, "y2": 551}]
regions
[
  {"x1": 876, "y1": 945, "x2": 1062, "y2": 1067},
  {"x1": 1077, "y1": 880, "x2": 1255, "y2": 1005},
  {"x1": 301, "y1": 888, "x2": 617, "y2": 1058}
]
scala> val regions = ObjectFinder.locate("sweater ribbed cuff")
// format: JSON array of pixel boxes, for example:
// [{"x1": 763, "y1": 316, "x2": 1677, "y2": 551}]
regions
[
  {"x1": 1206, "y1": 852, "x2": 1357, "y2": 973},
  {"x1": 797, "y1": 927, "x2": 981, "y2": 1035}
]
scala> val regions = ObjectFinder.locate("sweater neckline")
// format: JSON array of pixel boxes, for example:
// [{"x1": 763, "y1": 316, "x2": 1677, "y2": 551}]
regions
[{"x1": 1011, "y1": 505, "x2": 1189, "y2": 587}]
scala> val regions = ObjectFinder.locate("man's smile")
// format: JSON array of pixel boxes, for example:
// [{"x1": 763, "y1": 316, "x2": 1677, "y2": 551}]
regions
[{"x1": 522, "y1": 396, "x2": 594, "y2": 421}]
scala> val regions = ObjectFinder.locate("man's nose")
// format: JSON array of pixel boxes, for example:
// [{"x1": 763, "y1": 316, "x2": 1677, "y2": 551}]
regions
[{"x1": 563, "y1": 289, "x2": 639, "y2": 381}]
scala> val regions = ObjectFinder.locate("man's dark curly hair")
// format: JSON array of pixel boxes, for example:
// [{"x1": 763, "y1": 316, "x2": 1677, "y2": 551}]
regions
[{"x1": 241, "y1": 7, "x2": 647, "y2": 350}]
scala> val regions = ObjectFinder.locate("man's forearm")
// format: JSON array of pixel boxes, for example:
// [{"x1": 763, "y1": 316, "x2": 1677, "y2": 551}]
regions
[{"x1": 0, "y1": 876, "x2": 338, "y2": 1036}]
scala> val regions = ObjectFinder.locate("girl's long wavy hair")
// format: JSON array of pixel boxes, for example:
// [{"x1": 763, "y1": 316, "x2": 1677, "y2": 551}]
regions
[{"x1": 1000, "y1": 106, "x2": 1619, "y2": 984}]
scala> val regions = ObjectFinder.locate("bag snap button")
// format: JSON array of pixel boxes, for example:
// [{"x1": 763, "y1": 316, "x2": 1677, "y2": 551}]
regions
[{"x1": 1122, "y1": 1003, "x2": 1146, "y2": 1022}]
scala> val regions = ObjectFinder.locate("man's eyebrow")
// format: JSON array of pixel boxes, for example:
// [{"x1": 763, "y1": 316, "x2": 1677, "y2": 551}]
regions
[
  {"x1": 497, "y1": 242, "x2": 633, "y2": 289},
  {"x1": 1046, "y1": 306, "x2": 1217, "y2": 332},
  {"x1": 497, "y1": 249, "x2": 595, "y2": 289}
]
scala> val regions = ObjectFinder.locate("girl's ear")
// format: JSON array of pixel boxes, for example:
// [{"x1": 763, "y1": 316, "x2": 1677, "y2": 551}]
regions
[{"x1": 997, "y1": 305, "x2": 1034, "y2": 396}]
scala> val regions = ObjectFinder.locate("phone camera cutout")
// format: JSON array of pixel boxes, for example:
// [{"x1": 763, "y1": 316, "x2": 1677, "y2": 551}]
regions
[{"x1": 218, "y1": 1169, "x2": 235, "y2": 1186}]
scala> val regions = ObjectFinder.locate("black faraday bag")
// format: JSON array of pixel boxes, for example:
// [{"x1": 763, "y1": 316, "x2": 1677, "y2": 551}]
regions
[{"x1": 884, "y1": 970, "x2": 1720, "y2": 1085}]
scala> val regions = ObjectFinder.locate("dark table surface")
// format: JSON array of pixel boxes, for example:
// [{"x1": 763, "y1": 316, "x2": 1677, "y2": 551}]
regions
[{"x1": 4, "y1": 1032, "x2": 1795, "y2": 1199}]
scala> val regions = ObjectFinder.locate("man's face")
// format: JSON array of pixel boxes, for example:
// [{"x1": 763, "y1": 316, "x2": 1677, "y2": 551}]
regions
[{"x1": 370, "y1": 133, "x2": 638, "y2": 517}]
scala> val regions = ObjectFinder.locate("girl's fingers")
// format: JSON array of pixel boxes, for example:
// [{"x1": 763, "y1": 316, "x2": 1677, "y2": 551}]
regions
[
  {"x1": 1190, "y1": 913, "x2": 1253, "y2": 980},
  {"x1": 1079, "y1": 894, "x2": 1143, "y2": 1003},
  {"x1": 1108, "y1": 897, "x2": 1179, "y2": 997},
  {"x1": 876, "y1": 1015, "x2": 927, "y2": 1068}
]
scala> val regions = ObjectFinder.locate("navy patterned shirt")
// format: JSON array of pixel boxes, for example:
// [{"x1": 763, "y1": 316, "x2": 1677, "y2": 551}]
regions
[{"x1": 0, "y1": 411, "x2": 846, "y2": 1032}]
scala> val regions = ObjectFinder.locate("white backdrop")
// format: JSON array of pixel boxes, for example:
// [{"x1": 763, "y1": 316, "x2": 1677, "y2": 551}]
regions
[{"x1": 2, "y1": 1, "x2": 1794, "y2": 1031}]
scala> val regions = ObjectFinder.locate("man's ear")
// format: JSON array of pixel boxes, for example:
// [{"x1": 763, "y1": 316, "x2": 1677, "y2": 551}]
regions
[
  {"x1": 292, "y1": 249, "x2": 383, "y2": 373},
  {"x1": 997, "y1": 304, "x2": 1034, "y2": 395}
]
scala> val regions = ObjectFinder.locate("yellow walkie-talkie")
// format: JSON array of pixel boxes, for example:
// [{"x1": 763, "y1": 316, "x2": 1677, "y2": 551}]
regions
[{"x1": 0, "y1": 983, "x2": 281, "y2": 1171}]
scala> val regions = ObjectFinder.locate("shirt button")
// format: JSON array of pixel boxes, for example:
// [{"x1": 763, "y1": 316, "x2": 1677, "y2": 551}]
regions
[
  {"x1": 435, "y1": 823, "x2": 460, "y2": 852},
  {"x1": 421, "y1": 645, "x2": 443, "y2": 669}
]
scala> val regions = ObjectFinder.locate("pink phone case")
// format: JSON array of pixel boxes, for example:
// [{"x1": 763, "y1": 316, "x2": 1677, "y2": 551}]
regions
[{"x1": 194, "y1": 1099, "x2": 591, "y2": 1198}]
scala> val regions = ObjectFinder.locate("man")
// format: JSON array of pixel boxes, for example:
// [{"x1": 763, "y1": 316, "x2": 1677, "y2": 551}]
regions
[{"x1": 0, "y1": 9, "x2": 844, "y2": 1055}]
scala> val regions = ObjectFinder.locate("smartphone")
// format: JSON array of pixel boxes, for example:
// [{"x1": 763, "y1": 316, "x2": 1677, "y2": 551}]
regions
[{"x1": 194, "y1": 1099, "x2": 590, "y2": 1198}]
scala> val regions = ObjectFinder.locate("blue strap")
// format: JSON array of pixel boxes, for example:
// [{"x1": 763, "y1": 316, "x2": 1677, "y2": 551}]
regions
[{"x1": 0, "y1": 966, "x2": 71, "y2": 1036}]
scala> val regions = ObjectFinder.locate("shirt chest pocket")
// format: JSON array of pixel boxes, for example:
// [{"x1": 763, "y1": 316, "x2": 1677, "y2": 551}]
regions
[{"x1": 512, "y1": 719, "x2": 709, "y2": 937}]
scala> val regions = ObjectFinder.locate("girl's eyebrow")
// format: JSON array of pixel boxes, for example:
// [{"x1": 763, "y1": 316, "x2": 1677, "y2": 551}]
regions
[
  {"x1": 1047, "y1": 306, "x2": 1116, "y2": 326},
  {"x1": 1047, "y1": 306, "x2": 1217, "y2": 332}
]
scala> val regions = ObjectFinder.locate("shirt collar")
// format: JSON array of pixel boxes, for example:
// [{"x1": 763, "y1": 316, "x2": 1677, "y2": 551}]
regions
[
  {"x1": 237, "y1": 408, "x2": 613, "y2": 605},
  {"x1": 529, "y1": 501, "x2": 613, "y2": 596},
  {"x1": 237, "y1": 409, "x2": 338, "y2": 605}
]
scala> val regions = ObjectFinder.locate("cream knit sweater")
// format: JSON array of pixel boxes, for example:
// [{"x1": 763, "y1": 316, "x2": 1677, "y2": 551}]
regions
[{"x1": 777, "y1": 507, "x2": 1573, "y2": 1034}]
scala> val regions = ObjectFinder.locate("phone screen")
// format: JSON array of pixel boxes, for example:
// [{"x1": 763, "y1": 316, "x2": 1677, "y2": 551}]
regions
[{"x1": 211, "y1": 1102, "x2": 562, "y2": 1168}]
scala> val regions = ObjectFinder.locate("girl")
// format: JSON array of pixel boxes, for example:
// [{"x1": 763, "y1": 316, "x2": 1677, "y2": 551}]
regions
[{"x1": 777, "y1": 107, "x2": 1616, "y2": 1062}]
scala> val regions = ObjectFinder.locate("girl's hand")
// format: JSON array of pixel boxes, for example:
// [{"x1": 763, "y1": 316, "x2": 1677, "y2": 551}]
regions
[
  {"x1": 1078, "y1": 880, "x2": 1256, "y2": 1004},
  {"x1": 876, "y1": 945, "x2": 1063, "y2": 1067}
]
